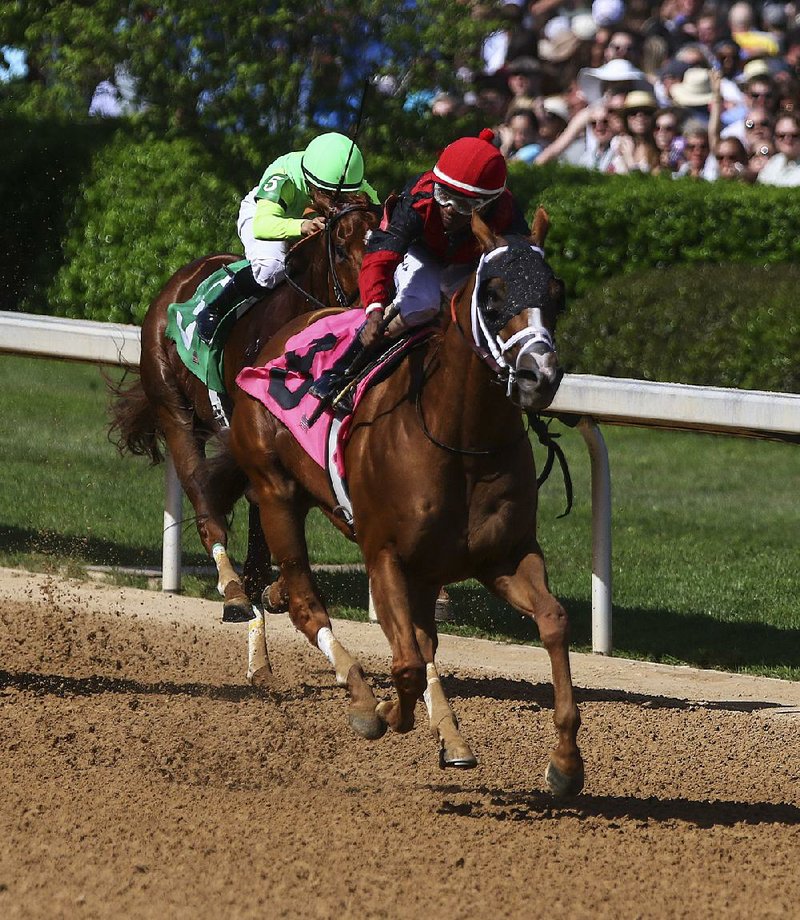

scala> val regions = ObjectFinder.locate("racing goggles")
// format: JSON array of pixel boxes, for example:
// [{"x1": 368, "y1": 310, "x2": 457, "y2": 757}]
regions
[{"x1": 433, "y1": 183, "x2": 496, "y2": 215}]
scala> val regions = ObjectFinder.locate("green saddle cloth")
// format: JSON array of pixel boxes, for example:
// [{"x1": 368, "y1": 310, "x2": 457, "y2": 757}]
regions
[{"x1": 164, "y1": 258, "x2": 250, "y2": 394}]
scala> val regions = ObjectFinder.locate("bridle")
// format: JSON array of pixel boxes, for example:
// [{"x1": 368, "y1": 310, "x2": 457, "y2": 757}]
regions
[
  {"x1": 283, "y1": 202, "x2": 374, "y2": 310},
  {"x1": 450, "y1": 241, "x2": 558, "y2": 398},
  {"x1": 415, "y1": 239, "x2": 573, "y2": 512}
]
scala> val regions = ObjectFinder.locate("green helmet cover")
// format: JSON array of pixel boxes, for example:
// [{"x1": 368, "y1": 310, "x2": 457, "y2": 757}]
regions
[{"x1": 301, "y1": 132, "x2": 365, "y2": 192}]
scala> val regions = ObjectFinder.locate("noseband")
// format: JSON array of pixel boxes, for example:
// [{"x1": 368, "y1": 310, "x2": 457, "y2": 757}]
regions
[
  {"x1": 452, "y1": 242, "x2": 557, "y2": 397},
  {"x1": 284, "y1": 202, "x2": 372, "y2": 310}
]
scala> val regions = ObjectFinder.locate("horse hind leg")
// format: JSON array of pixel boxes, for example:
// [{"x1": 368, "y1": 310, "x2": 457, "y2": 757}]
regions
[
  {"x1": 247, "y1": 470, "x2": 384, "y2": 739},
  {"x1": 483, "y1": 548, "x2": 584, "y2": 798},
  {"x1": 157, "y1": 407, "x2": 254, "y2": 625},
  {"x1": 241, "y1": 498, "x2": 274, "y2": 605}
]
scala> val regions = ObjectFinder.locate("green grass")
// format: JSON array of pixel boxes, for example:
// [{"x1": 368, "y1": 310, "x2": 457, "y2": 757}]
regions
[{"x1": 1, "y1": 354, "x2": 798, "y2": 680}]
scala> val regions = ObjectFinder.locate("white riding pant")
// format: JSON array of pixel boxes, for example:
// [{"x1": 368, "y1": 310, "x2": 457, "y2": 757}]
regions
[
  {"x1": 392, "y1": 244, "x2": 474, "y2": 326},
  {"x1": 237, "y1": 192, "x2": 287, "y2": 289}
]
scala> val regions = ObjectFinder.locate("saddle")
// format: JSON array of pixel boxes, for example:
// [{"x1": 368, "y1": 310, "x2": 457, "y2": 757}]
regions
[
  {"x1": 237, "y1": 310, "x2": 434, "y2": 527},
  {"x1": 164, "y1": 259, "x2": 251, "y2": 394}
]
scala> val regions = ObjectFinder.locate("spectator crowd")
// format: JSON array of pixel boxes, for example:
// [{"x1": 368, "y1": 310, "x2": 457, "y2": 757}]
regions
[{"x1": 428, "y1": 0, "x2": 800, "y2": 185}]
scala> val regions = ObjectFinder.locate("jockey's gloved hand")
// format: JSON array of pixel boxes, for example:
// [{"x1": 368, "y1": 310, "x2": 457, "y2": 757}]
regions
[
  {"x1": 360, "y1": 304, "x2": 384, "y2": 347},
  {"x1": 300, "y1": 215, "x2": 326, "y2": 235}
]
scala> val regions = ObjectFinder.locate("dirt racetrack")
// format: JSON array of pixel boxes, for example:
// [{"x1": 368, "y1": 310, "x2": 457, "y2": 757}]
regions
[{"x1": 1, "y1": 567, "x2": 799, "y2": 919}]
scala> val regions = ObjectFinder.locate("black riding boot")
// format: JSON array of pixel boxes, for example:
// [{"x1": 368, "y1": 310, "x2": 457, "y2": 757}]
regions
[
  {"x1": 308, "y1": 331, "x2": 368, "y2": 403},
  {"x1": 196, "y1": 263, "x2": 263, "y2": 344}
]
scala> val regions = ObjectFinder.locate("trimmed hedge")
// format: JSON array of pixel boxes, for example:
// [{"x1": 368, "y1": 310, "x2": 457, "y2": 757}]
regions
[
  {"x1": 50, "y1": 133, "x2": 244, "y2": 324},
  {"x1": 559, "y1": 262, "x2": 800, "y2": 392},
  {"x1": 510, "y1": 168, "x2": 800, "y2": 298}
]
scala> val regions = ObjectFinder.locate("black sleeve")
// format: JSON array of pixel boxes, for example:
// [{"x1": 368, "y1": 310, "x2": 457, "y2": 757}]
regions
[{"x1": 365, "y1": 178, "x2": 426, "y2": 256}]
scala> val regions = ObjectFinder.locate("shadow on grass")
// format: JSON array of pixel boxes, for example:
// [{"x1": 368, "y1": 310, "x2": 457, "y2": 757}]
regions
[
  {"x1": 2, "y1": 538, "x2": 797, "y2": 677},
  {"x1": 428, "y1": 786, "x2": 800, "y2": 828},
  {"x1": 318, "y1": 572, "x2": 800, "y2": 678}
]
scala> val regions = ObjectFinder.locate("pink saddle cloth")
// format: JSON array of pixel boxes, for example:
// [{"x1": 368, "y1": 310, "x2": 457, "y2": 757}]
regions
[{"x1": 237, "y1": 311, "x2": 430, "y2": 478}]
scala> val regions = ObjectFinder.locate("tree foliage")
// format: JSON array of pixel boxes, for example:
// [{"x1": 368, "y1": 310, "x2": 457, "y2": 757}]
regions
[{"x1": 0, "y1": 1, "x2": 493, "y2": 154}]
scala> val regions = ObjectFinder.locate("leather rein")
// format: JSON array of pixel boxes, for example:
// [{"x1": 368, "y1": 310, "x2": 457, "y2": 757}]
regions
[{"x1": 283, "y1": 202, "x2": 372, "y2": 310}]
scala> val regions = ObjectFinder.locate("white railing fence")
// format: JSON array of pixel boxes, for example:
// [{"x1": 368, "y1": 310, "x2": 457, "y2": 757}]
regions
[{"x1": 2, "y1": 309, "x2": 799, "y2": 655}]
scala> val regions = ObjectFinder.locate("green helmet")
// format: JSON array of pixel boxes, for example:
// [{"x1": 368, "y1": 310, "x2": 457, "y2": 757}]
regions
[{"x1": 301, "y1": 132, "x2": 365, "y2": 193}]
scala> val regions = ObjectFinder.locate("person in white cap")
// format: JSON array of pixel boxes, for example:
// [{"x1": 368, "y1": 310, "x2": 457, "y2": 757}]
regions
[{"x1": 577, "y1": 58, "x2": 653, "y2": 103}]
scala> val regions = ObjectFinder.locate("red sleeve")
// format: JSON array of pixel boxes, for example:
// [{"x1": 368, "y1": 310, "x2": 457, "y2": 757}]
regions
[{"x1": 358, "y1": 249, "x2": 404, "y2": 307}]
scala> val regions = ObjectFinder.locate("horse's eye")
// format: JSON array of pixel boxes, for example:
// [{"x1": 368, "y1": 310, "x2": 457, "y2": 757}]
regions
[
  {"x1": 334, "y1": 244, "x2": 347, "y2": 261},
  {"x1": 484, "y1": 279, "x2": 505, "y2": 315}
]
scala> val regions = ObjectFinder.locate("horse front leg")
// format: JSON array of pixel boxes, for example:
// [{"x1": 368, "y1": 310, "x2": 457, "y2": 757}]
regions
[
  {"x1": 409, "y1": 618, "x2": 478, "y2": 768},
  {"x1": 482, "y1": 547, "x2": 584, "y2": 798},
  {"x1": 368, "y1": 551, "x2": 430, "y2": 735}
]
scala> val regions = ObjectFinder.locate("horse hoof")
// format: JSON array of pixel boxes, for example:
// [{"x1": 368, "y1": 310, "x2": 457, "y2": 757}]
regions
[
  {"x1": 348, "y1": 708, "x2": 387, "y2": 741},
  {"x1": 439, "y1": 744, "x2": 478, "y2": 770},
  {"x1": 262, "y1": 583, "x2": 289, "y2": 614},
  {"x1": 247, "y1": 665, "x2": 274, "y2": 689},
  {"x1": 545, "y1": 760, "x2": 585, "y2": 799},
  {"x1": 222, "y1": 601, "x2": 256, "y2": 623}
]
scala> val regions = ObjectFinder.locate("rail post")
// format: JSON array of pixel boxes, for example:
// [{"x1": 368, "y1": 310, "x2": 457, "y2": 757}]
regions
[
  {"x1": 162, "y1": 454, "x2": 183, "y2": 592},
  {"x1": 577, "y1": 416, "x2": 612, "y2": 655}
]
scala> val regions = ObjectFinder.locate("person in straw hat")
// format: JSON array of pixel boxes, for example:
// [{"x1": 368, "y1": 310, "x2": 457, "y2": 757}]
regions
[{"x1": 613, "y1": 90, "x2": 662, "y2": 173}]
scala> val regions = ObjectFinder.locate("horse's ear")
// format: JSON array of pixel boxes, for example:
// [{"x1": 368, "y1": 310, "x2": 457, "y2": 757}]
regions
[
  {"x1": 472, "y1": 209, "x2": 497, "y2": 253},
  {"x1": 530, "y1": 207, "x2": 550, "y2": 249}
]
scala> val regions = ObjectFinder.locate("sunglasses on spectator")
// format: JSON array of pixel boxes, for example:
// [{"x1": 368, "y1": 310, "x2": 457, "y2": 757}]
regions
[
  {"x1": 745, "y1": 119, "x2": 771, "y2": 129},
  {"x1": 776, "y1": 131, "x2": 800, "y2": 140},
  {"x1": 685, "y1": 141, "x2": 708, "y2": 150},
  {"x1": 433, "y1": 183, "x2": 494, "y2": 215},
  {"x1": 746, "y1": 90, "x2": 772, "y2": 99},
  {"x1": 627, "y1": 108, "x2": 653, "y2": 116},
  {"x1": 655, "y1": 122, "x2": 677, "y2": 131},
  {"x1": 718, "y1": 152, "x2": 745, "y2": 161}
]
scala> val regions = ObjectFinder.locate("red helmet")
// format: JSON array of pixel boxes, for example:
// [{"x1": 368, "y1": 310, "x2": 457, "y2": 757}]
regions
[{"x1": 432, "y1": 129, "x2": 507, "y2": 199}]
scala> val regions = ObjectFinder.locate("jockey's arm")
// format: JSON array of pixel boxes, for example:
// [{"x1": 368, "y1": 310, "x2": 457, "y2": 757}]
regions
[
  {"x1": 358, "y1": 191, "x2": 422, "y2": 309},
  {"x1": 252, "y1": 198, "x2": 305, "y2": 240}
]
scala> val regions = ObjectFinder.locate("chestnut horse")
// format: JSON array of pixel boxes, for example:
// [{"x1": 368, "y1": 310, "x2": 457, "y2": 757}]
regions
[
  {"x1": 109, "y1": 198, "x2": 379, "y2": 630},
  {"x1": 209, "y1": 206, "x2": 583, "y2": 796}
]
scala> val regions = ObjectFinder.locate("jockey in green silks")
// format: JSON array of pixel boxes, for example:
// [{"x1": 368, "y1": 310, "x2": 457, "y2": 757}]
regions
[{"x1": 196, "y1": 132, "x2": 380, "y2": 344}]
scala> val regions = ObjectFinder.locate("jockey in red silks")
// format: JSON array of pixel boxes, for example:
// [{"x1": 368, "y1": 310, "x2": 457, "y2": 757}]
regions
[{"x1": 309, "y1": 128, "x2": 530, "y2": 401}]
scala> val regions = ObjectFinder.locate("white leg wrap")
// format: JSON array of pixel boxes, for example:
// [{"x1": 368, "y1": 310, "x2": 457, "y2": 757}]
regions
[
  {"x1": 212, "y1": 542, "x2": 240, "y2": 597},
  {"x1": 316, "y1": 626, "x2": 336, "y2": 666},
  {"x1": 246, "y1": 608, "x2": 270, "y2": 683},
  {"x1": 423, "y1": 662, "x2": 439, "y2": 721}
]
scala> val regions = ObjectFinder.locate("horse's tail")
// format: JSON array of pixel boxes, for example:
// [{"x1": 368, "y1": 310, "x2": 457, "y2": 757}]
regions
[
  {"x1": 106, "y1": 369, "x2": 164, "y2": 464},
  {"x1": 204, "y1": 429, "x2": 248, "y2": 520}
]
